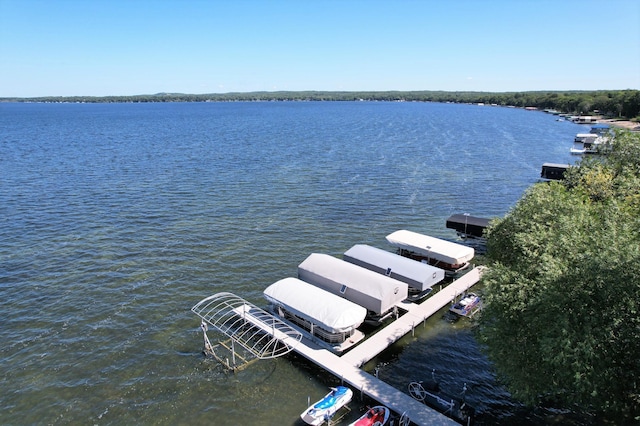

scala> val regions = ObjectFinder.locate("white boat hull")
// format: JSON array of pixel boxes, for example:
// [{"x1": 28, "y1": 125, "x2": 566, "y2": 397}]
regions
[{"x1": 301, "y1": 386, "x2": 353, "y2": 425}]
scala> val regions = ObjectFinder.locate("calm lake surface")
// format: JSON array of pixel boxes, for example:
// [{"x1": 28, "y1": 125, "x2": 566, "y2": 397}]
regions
[{"x1": 1, "y1": 101, "x2": 587, "y2": 425}]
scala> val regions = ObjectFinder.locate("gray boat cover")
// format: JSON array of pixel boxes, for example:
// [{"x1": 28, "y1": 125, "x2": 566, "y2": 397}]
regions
[
  {"x1": 385, "y1": 230, "x2": 474, "y2": 265},
  {"x1": 297, "y1": 253, "x2": 409, "y2": 315},
  {"x1": 263, "y1": 277, "x2": 367, "y2": 333},
  {"x1": 343, "y1": 244, "x2": 444, "y2": 291}
]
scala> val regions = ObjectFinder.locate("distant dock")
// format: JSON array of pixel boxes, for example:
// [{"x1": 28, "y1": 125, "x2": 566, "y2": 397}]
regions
[{"x1": 293, "y1": 266, "x2": 484, "y2": 426}]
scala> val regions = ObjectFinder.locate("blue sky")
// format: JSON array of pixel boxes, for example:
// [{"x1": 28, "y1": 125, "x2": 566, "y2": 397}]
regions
[{"x1": 1, "y1": 0, "x2": 638, "y2": 97}]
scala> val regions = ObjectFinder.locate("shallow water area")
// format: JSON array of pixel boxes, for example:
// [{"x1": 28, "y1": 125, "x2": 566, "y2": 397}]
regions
[{"x1": 1, "y1": 101, "x2": 588, "y2": 425}]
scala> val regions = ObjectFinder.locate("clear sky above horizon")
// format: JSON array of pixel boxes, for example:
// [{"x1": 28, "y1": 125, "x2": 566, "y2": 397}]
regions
[{"x1": 1, "y1": 0, "x2": 639, "y2": 97}]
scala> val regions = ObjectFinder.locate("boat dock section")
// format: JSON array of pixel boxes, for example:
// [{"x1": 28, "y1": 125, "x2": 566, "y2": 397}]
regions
[
  {"x1": 342, "y1": 266, "x2": 484, "y2": 368},
  {"x1": 292, "y1": 266, "x2": 484, "y2": 426},
  {"x1": 294, "y1": 336, "x2": 459, "y2": 426}
]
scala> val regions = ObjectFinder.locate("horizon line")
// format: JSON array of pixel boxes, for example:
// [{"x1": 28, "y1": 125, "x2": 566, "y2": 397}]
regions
[{"x1": 2, "y1": 88, "x2": 639, "y2": 100}]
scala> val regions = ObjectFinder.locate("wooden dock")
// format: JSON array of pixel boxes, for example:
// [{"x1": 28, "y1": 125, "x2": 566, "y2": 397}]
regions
[
  {"x1": 292, "y1": 266, "x2": 484, "y2": 426},
  {"x1": 342, "y1": 266, "x2": 484, "y2": 368}
]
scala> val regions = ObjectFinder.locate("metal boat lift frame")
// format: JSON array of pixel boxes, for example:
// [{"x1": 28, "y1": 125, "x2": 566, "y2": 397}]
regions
[{"x1": 192, "y1": 292, "x2": 303, "y2": 371}]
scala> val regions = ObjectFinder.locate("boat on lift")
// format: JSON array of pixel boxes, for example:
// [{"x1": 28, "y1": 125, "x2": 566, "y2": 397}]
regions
[
  {"x1": 301, "y1": 386, "x2": 353, "y2": 425},
  {"x1": 386, "y1": 230, "x2": 474, "y2": 276},
  {"x1": 408, "y1": 373, "x2": 475, "y2": 425},
  {"x1": 343, "y1": 244, "x2": 444, "y2": 301},
  {"x1": 348, "y1": 405, "x2": 390, "y2": 426},
  {"x1": 449, "y1": 292, "x2": 482, "y2": 318}
]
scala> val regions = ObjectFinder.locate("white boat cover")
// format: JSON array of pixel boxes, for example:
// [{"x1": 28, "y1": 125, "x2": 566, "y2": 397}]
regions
[
  {"x1": 343, "y1": 244, "x2": 444, "y2": 291},
  {"x1": 575, "y1": 133, "x2": 598, "y2": 140},
  {"x1": 263, "y1": 277, "x2": 367, "y2": 333},
  {"x1": 385, "y1": 230, "x2": 474, "y2": 265},
  {"x1": 297, "y1": 253, "x2": 409, "y2": 315}
]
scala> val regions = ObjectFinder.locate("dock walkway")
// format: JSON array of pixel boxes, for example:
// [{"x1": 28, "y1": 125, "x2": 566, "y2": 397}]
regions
[
  {"x1": 294, "y1": 337, "x2": 459, "y2": 426},
  {"x1": 341, "y1": 266, "x2": 484, "y2": 368},
  {"x1": 293, "y1": 266, "x2": 484, "y2": 426}
]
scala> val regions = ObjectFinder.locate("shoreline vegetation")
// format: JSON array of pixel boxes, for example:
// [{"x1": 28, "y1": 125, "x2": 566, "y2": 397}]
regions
[
  {"x1": 2, "y1": 89, "x2": 639, "y2": 123},
  {"x1": 482, "y1": 129, "x2": 640, "y2": 421}
]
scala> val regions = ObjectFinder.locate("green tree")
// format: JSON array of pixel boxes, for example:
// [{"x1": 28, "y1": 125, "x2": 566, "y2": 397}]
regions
[{"x1": 480, "y1": 131, "x2": 640, "y2": 420}]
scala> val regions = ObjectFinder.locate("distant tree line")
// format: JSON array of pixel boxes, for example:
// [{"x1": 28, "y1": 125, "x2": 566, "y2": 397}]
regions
[{"x1": 2, "y1": 89, "x2": 639, "y2": 120}]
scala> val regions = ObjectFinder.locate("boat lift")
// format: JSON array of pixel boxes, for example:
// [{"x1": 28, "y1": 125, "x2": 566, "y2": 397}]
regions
[{"x1": 192, "y1": 292, "x2": 303, "y2": 371}]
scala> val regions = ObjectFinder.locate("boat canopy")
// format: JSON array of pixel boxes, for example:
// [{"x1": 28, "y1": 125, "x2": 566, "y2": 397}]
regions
[
  {"x1": 540, "y1": 163, "x2": 569, "y2": 181},
  {"x1": 445, "y1": 214, "x2": 491, "y2": 238},
  {"x1": 343, "y1": 244, "x2": 444, "y2": 292},
  {"x1": 575, "y1": 133, "x2": 598, "y2": 141},
  {"x1": 385, "y1": 230, "x2": 474, "y2": 266},
  {"x1": 191, "y1": 292, "x2": 302, "y2": 360},
  {"x1": 298, "y1": 253, "x2": 408, "y2": 315},
  {"x1": 264, "y1": 277, "x2": 367, "y2": 333}
]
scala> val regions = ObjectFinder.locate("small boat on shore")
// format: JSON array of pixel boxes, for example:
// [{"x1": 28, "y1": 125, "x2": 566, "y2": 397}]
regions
[
  {"x1": 348, "y1": 405, "x2": 390, "y2": 426},
  {"x1": 301, "y1": 386, "x2": 353, "y2": 425}
]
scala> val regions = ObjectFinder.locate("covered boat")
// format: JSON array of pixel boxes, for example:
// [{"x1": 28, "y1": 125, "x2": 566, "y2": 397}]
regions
[
  {"x1": 298, "y1": 253, "x2": 409, "y2": 319},
  {"x1": 343, "y1": 244, "x2": 444, "y2": 297},
  {"x1": 263, "y1": 277, "x2": 366, "y2": 352},
  {"x1": 301, "y1": 386, "x2": 353, "y2": 425},
  {"x1": 386, "y1": 230, "x2": 474, "y2": 274},
  {"x1": 445, "y1": 214, "x2": 491, "y2": 239}
]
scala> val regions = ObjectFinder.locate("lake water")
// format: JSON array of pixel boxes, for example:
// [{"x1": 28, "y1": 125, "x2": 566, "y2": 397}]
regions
[{"x1": 0, "y1": 101, "x2": 587, "y2": 425}]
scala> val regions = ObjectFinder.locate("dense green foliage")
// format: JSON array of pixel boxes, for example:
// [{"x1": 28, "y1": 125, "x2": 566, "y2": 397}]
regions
[
  {"x1": 481, "y1": 130, "x2": 640, "y2": 420},
  {"x1": 2, "y1": 89, "x2": 639, "y2": 119}
]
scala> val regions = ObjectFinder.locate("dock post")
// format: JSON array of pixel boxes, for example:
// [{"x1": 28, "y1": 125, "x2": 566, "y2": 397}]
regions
[
  {"x1": 411, "y1": 322, "x2": 415, "y2": 337},
  {"x1": 231, "y1": 339, "x2": 236, "y2": 367}
]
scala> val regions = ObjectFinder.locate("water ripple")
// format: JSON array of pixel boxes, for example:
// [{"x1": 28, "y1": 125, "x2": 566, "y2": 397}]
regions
[{"x1": 0, "y1": 102, "x2": 586, "y2": 424}]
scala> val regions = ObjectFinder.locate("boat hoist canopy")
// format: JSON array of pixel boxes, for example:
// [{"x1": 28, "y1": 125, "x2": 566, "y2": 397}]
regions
[{"x1": 192, "y1": 292, "x2": 302, "y2": 365}]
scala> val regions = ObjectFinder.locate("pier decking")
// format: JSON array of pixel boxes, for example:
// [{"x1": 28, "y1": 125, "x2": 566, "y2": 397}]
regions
[
  {"x1": 341, "y1": 266, "x2": 484, "y2": 368},
  {"x1": 294, "y1": 339, "x2": 459, "y2": 425},
  {"x1": 293, "y1": 266, "x2": 484, "y2": 426}
]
